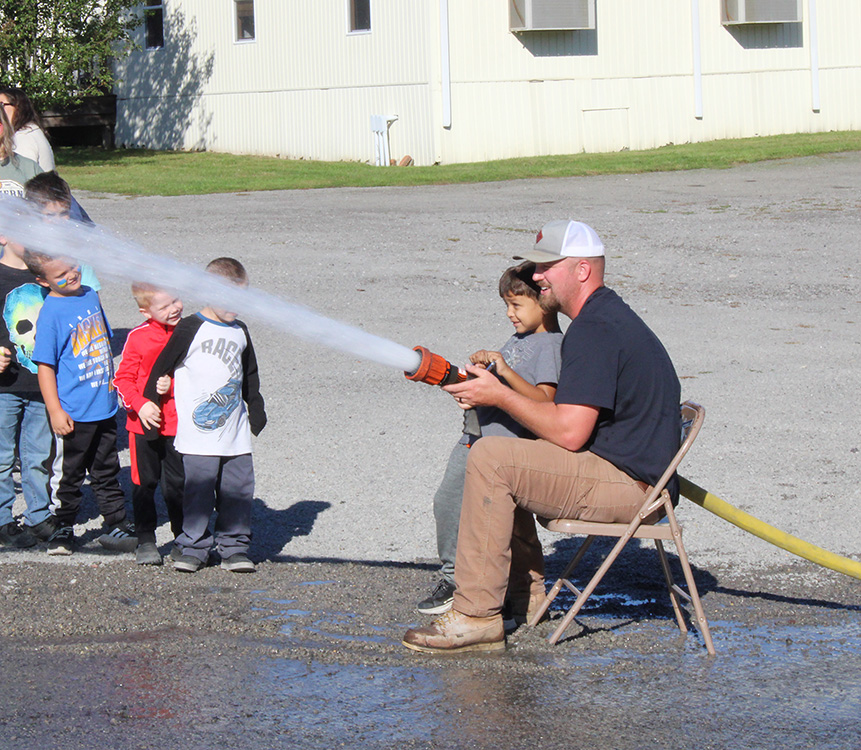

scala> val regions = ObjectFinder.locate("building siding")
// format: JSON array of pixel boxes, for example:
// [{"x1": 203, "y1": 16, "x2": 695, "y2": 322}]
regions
[{"x1": 114, "y1": 0, "x2": 861, "y2": 165}]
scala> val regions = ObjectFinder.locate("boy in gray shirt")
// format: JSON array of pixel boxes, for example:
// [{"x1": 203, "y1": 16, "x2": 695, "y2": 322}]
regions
[{"x1": 417, "y1": 262, "x2": 562, "y2": 615}]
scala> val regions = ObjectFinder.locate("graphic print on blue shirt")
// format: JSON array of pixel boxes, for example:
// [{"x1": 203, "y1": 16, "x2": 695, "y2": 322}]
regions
[
  {"x1": 192, "y1": 335, "x2": 243, "y2": 432},
  {"x1": 32, "y1": 288, "x2": 117, "y2": 421},
  {"x1": 2, "y1": 282, "x2": 48, "y2": 373},
  {"x1": 71, "y1": 309, "x2": 113, "y2": 388}
]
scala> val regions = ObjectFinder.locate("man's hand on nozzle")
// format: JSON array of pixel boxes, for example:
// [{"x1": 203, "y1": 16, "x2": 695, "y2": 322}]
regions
[{"x1": 443, "y1": 364, "x2": 507, "y2": 409}]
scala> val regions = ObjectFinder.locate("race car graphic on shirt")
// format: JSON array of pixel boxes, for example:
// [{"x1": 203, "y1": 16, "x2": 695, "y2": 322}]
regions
[{"x1": 192, "y1": 377, "x2": 243, "y2": 430}]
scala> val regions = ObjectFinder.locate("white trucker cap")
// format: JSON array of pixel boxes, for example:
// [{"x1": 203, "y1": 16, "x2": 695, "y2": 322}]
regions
[{"x1": 515, "y1": 220, "x2": 604, "y2": 263}]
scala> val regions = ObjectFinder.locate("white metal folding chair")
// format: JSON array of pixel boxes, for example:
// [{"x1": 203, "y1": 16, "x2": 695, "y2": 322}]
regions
[{"x1": 528, "y1": 401, "x2": 715, "y2": 654}]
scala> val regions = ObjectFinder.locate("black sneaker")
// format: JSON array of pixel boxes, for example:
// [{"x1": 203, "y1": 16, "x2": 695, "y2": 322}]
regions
[
  {"x1": 28, "y1": 516, "x2": 59, "y2": 542},
  {"x1": 98, "y1": 520, "x2": 138, "y2": 553},
  {"x1": 0, "y1": 521, "x2": 38, "y2": 549},
  {"x1": 417, "y1": 579, "x2": 456, "y2": 615},
  {"x1": 135, "y1": 542, "x2": 163, "y2": 566},
  {"x1": 47, "y1": 526, "x2": 75, "y2": 556}
]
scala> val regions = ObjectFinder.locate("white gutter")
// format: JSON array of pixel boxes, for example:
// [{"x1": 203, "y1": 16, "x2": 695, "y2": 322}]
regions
[
  {"x1": 440, "y1": 0, "x2": 452, "y2": 128},
  {"x1": 808, "y1": 0, "x2": 820, "y2": 112},
  {"x1": 691, "y1": 0, "x2": 703, "y2": 119}
]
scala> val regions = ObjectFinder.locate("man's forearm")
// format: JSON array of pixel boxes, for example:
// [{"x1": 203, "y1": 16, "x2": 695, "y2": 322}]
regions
[{"x1": 494, "y1": 389, "x2": 596, "y2": 451}]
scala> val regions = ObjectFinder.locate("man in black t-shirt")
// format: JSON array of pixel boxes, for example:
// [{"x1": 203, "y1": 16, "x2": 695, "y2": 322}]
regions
[{"x1": 403, "y1": 220, "x2": 681, "y2": 654}]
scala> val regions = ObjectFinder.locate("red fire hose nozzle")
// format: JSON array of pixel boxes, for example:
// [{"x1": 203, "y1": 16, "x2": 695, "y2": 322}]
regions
[{"x1": 404, "y1": 346, "x2": 468, "y2": 387}]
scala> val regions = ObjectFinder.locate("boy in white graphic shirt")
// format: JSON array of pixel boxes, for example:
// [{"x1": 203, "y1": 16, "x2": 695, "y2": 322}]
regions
[{"x1": 144, "y1": 258, "x2": 266, "y2": 573}]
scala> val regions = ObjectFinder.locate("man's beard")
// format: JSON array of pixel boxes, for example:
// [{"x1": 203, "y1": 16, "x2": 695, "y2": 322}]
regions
[{"x1": 539, "y1": 289, "x2": 561, "y2": 314}]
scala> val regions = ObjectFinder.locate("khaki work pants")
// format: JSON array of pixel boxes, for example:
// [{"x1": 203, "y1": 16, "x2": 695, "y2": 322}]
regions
[{"x1": 453, "y1": 436, "x2": 648, "y2": 618}]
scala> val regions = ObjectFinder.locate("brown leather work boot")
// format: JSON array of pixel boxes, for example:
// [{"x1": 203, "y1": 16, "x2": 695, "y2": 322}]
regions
[
  {"x1": 506, "y1": 590, "x2": 550, "y2": 628},
  {"x1": 402, "y1": 610, "x2": 505, "y2": 654}
]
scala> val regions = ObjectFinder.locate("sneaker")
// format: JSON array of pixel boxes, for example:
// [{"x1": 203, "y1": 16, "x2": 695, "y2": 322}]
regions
[
  {"x1": 135, "y1": 542, "x2": 162, "y2": 566},
  {"x1": 417, "y1": 579, "x2": 456, "y2": 615},
  {"x1": 0, "y1": 521, "x2": 38, "y2": 549},
  {"x1": 169, "y1": 544, "x2": 184, "y2": 563},
  {"x1": 402, "y1": 610, "x2": 505, "y2": 654},
  {"x1": 28, "y1": 516, "x2": 59, "y2": 542},
  {"x1": 173, "y1": 554, "x2": 204, "y2": 573},
  {"x1": 98, "y1": 520, "x2": 138, "y2": 553},
  {"x1": 47, "y1": 526, "x2": 75, "y2": 556},
  {"x1": 220, "y1": 553, "x2": 256, "y2": 573}
]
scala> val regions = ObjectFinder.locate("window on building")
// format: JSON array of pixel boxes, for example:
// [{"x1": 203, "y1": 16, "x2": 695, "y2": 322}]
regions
[
  {"x1": 349, "y1": 0, "x2": 371, "y2": 33},
  {"x1": 145, "y1": 0, "x2": 164, "y2": 49},
  {"x1": 235, "y1": 0, "x2": 256, "y2": 41}
]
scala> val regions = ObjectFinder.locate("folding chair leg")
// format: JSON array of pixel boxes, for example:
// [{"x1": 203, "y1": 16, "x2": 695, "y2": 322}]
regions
[
  {"x1": 547, "y1": 531, "x2": 634, "y2": 645},
  {"x1": 665, "y1": 510, "x2": 716, "y2": 656},
  {"x1": 671, "y1": 542, "x2": 715, "y2": 655},
  {"x1": 528, "y1": 535, "x2": 595, "y2": 627},
  {"x1": 655, "y1": 539, "x2": 688, "y2": 634}
]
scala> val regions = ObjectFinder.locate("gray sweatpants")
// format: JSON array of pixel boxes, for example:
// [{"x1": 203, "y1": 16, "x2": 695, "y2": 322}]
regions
[
  {"x1": 433, "y1": 441, "x2": 470, "y2": 585},
  {"x1": 175, "y1": 453, "x2": 254, "y2": 562}
]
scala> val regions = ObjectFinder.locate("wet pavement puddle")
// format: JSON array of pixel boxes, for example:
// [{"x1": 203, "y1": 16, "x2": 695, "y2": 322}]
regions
[
  {"x1": 241, "y1": 588, "x2": 861, "y2": 749},
  {"x1": 1, "y1": 571, "x2": 857, "y2": 749}
]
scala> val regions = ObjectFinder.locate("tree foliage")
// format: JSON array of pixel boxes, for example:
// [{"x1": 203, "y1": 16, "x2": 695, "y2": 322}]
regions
[{"x1": 0, "y1": 0, "x2": 142, "y2": 111}]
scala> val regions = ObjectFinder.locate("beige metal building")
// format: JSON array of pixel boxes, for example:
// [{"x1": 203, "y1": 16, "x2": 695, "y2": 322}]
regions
[{"x1": 114, "y1": 1, "x2": 861, "y2": 165}]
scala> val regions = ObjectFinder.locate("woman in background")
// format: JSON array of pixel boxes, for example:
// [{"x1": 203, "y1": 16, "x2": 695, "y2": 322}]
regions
[
  {"x1": 0, "y1": 105, "x2": 41, "y2": 197},
  {"x1": 0, "y1": 87, "x2": 55, "y2": 171},
  {"x1": 0, "y1": 87, "x2": 91, "y2": 222}
]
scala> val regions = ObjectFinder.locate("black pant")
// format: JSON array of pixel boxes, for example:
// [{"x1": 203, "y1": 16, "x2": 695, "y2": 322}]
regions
[
  {"x1": 52, "y1": 417, "x2": 127, "y2": 527},
  {"x1": 130, "y1": 433, "x2": 184, "y2": 544}
]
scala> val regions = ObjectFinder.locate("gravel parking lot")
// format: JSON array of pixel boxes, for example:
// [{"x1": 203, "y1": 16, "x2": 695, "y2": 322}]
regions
[{"x1": 1, "y1": 153, "x2": 858, "y2": 748}]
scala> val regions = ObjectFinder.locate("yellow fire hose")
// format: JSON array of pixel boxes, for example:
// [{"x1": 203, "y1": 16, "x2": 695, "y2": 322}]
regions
[{"x1": 679, "y1": 476, "x2": 861, "y2": 581}]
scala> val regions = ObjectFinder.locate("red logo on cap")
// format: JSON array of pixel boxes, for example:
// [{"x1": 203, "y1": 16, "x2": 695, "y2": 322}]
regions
[{"x1": 536, "y1": 230, "x2": 543, "y2": 243}]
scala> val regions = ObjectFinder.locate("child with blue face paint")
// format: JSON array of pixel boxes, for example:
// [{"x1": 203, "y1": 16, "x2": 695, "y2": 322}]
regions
[{"x1": 24, "y1": 248, "x2": 136, "y2": 556}]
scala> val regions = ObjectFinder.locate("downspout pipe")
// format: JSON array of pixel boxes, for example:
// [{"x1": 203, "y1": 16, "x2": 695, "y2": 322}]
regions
[
  {"x1": 808, "y1": 0, "x2": 820, "y2": 112},
  {"x1": 440, "y1": 0, "x2": 452, "y2": 129},
  {"x1": 691, "y1": 0, "x2": 703, "y2": 119}
]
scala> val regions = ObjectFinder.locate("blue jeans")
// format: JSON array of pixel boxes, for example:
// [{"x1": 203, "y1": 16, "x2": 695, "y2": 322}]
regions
[{"x1": 0, "y1": 392, "x2": 53, "y2": 527}]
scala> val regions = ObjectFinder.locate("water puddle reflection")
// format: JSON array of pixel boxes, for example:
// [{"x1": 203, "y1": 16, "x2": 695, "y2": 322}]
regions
[{"x1": 248, "y1": 586, "x2": 861, "y2": 749}]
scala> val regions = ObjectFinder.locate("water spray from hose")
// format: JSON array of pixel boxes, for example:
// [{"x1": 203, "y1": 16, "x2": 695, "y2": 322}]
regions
[
  {"x1": 12, "y1": 197, "x2": 849, "y2": 578},
  {"x1": 0, "y1": 198, "x2": 422, "y2": 374}
]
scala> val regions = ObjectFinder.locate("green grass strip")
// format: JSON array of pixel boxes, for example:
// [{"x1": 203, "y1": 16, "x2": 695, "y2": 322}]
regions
[{"x1": 56, "y1": 131, "x2": 861, "y2": 197}]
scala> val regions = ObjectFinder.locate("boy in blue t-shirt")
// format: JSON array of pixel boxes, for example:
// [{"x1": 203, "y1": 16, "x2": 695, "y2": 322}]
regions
[{"x1": 25, "y1": 249, "x2": 136, "y2": 555}]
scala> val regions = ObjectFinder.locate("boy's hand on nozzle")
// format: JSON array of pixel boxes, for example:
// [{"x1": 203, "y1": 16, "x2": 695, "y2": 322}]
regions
[
  {"x1": 469, "y1": 350, "x2": 510, "y2": 377},
  {"x1": 155, "y1": 375, "x2": 171, "y2": 396},
  {"x1": 0, "y1": 346, "x2": 11, "y2": 373},
  {"x1": 138, "y1": 401, "x2": 162, "y2": 430},
  {"x1": 443, "y1": 364, "x2": 508, "y2": 409},
  {"x1": 48, "y1": 409, "x2": 74, "y2": 436}
]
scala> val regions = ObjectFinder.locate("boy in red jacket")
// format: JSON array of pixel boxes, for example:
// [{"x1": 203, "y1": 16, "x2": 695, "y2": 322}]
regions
[{"x1": 114, "y1": 284, "x2": 184, "y2": 565}]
